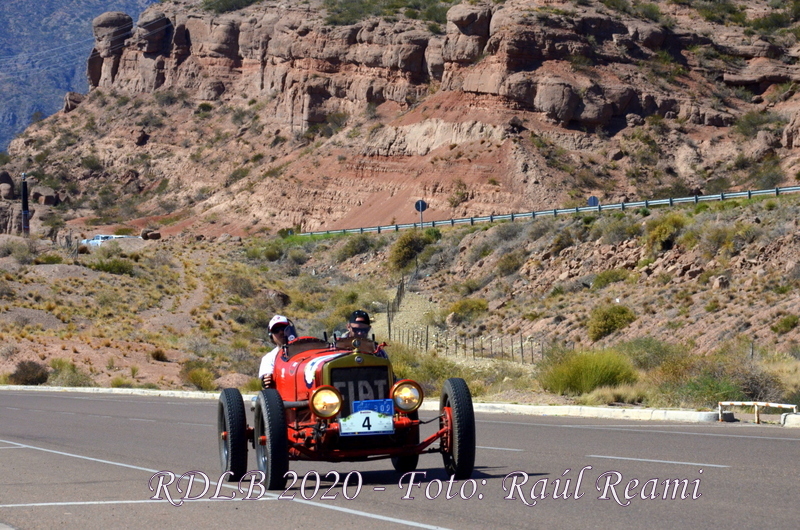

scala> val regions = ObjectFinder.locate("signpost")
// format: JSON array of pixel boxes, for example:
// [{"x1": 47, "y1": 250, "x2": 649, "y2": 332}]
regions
[{"x1": 414, "y1": 199, "x2": 427, "y2": 227}]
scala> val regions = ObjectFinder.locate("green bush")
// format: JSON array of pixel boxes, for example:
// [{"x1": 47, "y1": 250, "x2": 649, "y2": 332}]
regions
[
  {"x1": 592, "y1": 269, "x2": 629, "y2": 290},
  {"x1": 226, "y1": 167, "x2": 249, "y2": 186},
  {"x1": 587, "y1": 304, "x2": 636, "y2": 341},
  {"x1": 324, "y1": 0, "x2": 454, "y2": 26},
  {"x1": 634, "y1": 2, "x2": 661, "y2": 21},
  {"x1": 336, "y1": 234, "x2": 374, "y2": 262},
  {"x1": 695, "y1": 0, "x2": 745, "y2": 25},
  {"x1": 734, "y1": 111, "x2": 784, "y2": 139},
  {"x1": 644, "y1": 212, "x2": 687, "y2": 253},
  {"x1": 590, "y1": 215, "x2": 642, "y2": 244},
  {"x1": 81, "y1": 155, "x2": 103, "y2": 171},
  {"x1": 9, "y1": 360, "x2": 49, "y2": 385},
  {"x1": 201, "y1": 0, "x2": 260, "y2": 14},
  {"x1": 496, "y1": 251, "x2": 525, "y2": 276},
  {"x1": 389, "y1": 230, "x2": 436, "y2": 270},
  {"x1": 615, "y1": 337, "x2": 685, "y2": 370},
  {"x1": 748, "y1": 156, "x2": 784, "y2": 189},
  {"x1": 180, "y1": 359, "x2": 219, "y2": 389},
  {"x1": 447, "y1": 298, "x2": 488, "y2": 324},
  {"x1": 539, "y1": 350, "x2": 637, "y2": 395},
  {"x1": 771, "y1": 314, "x2": 799, "y2": 335}
]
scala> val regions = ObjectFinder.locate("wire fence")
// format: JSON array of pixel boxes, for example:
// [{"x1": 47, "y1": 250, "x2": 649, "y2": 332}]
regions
[
  {"x1": 299, "y1": 185, "x2": 800, "y2": 237},
  {"x1": 387, "y1": 326, "x2": 573, "y2": 364}
]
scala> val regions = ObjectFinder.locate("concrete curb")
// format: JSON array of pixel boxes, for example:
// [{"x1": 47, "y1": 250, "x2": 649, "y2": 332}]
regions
[
  {"x1": 782, "y1": 413, "x2": 800, "y2": 428},
  {"x1": 0, "y1": 385, "x2": 219, "y2": 400},
  {"x1": 420, "y1": 401, "x2": 718, "y2": 422},
  {"x1": 1, "y1": 385, "x2": 717, "y2": 423}
]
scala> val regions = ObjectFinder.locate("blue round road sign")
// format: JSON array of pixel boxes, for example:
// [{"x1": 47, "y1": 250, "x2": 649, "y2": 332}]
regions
[
  {"x1": 415, "y1": 200, "x2": 428, "y2": 212},
  {"x1": 587, "y1": 196, "x2": 600, "y2": 207}
]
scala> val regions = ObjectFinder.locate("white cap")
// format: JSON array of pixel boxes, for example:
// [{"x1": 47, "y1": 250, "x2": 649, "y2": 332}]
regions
[{"x1": 269, "y1": 315, "x2": 290, "y2": 331}]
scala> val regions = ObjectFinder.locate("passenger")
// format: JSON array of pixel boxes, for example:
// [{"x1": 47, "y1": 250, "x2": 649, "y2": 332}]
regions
[
  {"x1": 342, "y1": 310, "x2": 388, "y2": 359},
  {"x1": 258, "y1": 315, "x2": 297, "y2": 388}
]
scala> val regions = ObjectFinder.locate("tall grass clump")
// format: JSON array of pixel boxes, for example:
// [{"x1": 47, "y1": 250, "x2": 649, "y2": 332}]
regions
[
  {"x1": 587, "y1": 304, "x2": 636, "y2": 341},
  {"x1": 539, "y1": 350, "x2": 637, "y2": 395},
  {"x1": 90, "y1": 258, "x2": 135, "y2": 276},
  {"x1": 48, "y1": 358, "x2": 94, "y2": 387}
]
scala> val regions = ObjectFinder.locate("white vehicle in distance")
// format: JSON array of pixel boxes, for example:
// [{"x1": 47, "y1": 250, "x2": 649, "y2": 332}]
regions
[{"x1": 80, "y1": 234, "x2": 139, "y2": 247}]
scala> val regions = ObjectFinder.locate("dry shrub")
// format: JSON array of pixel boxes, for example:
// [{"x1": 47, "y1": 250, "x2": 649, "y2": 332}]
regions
[{"x1": 9, "y1": 360, "x2": 49, "y2": 385}]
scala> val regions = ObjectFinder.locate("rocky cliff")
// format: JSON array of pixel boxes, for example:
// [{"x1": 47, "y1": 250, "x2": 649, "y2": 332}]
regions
[{"x1": 3, "y1": 0, "x2": 800, "y2": 235}]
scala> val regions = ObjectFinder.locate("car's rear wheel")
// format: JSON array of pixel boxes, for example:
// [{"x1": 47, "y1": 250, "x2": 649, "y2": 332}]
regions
[
  {"x1": 254, "y1": 388, "x2": 289, "y2": 490},
  {"x1": 439, "y1": 378, "x2": 475, "y2": 480},
  {"x1": 391, "y1": 410, "x2": 419, "y2": 473},
  {"x1": 218, "y1": 388, "x2": 247, "y2": 481}
]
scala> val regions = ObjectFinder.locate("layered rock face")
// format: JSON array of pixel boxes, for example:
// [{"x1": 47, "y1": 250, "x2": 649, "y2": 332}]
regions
[
  {"x1": 84, "y1": 1, "x2": 778, "y2": 132},
  {"x1": 7, "y1": 0, "x2": 800, "y2": 234}
]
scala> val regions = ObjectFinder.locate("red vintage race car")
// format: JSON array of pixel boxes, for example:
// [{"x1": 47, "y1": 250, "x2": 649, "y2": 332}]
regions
[{"x1": 217, "y1": 336, "x2": 475, "y2": 489}]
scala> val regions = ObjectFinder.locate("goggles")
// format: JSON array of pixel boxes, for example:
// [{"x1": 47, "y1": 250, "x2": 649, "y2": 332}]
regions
[{"x1": 350, "y1": 326, "x2": 370, "y2": 336}]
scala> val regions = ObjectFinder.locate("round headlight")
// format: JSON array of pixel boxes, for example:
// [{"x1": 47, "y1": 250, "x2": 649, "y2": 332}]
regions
[
  {"x1": 391, "y1": 380, "x2": 423, "y2": 413},
  {"x1": 310, "y1": 386, "x2": 342, "y2": 419}
]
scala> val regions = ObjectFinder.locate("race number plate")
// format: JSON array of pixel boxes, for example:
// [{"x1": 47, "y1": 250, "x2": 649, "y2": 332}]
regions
[{"x1": 339, "y1": 399, "x2": 394, "y2": 436}]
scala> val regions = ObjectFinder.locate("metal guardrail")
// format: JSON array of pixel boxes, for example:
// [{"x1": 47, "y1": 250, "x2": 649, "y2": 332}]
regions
[
  {"x1": 718, "y1": 401, "x2": 798, "y2": 424},
  {"x1": 299, "y1": 186, "x2": 800, "y2": 237}
]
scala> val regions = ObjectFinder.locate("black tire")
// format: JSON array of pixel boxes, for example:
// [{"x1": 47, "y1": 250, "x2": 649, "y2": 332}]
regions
[
  {"x1": 218, "y1": 388, "x2": 248, "y2": 481},
  {"x1": 391, "y1": 410, "x2": 420, "y2": 473},
  {"x1": 254, "y1": 389, "x2": 289, "y2": 490},
  {"x1": 439, "y1": 378, "x2": 475, "y2": 480}
]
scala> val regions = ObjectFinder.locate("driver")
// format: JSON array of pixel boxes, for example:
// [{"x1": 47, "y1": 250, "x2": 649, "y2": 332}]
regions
[
  {"x1": 342, "y1": 310, "x2": 388, "y2": 359},
  {"x1": 258, "y1": 315, "x2": 297, "y2": 388}
]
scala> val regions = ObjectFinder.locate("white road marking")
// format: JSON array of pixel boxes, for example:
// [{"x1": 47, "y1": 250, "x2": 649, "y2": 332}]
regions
[
  {"x1": 477, "y1": 446, "x2": 523, "y2": 452},
  {"x1": 0, "y1": 498, "x2": 272, "y2": 508},
  {"x1": 587, "y1": 455, "x2": 729, "y2": 468},
  {"x1": 478, "y1": 420, "x2": 800, "y2": 442},
  {"x1": 0, "y1": 439, "x2": 450, "y2": 529}
]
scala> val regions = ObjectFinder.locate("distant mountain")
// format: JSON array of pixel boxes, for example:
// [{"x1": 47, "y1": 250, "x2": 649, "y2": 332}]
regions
[{"x1": 0, "y1": 0, "x2": 156, "y2": 151}]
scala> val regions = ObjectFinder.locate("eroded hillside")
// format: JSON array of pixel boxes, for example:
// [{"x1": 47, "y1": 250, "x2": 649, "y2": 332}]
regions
[{"x1": 1, "y1": 0, "x2": 800, "y2": 238}]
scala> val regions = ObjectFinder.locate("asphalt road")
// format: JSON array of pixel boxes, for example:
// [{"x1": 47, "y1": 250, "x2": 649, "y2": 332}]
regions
[{"x1": 0, "y1": 390, "x2": 798, "y2": 529}]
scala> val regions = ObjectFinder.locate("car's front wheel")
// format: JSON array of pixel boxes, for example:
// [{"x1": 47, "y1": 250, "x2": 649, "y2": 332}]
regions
[
  {"x1": 254, "y1": 388, "x2": 289, "y2": 490},
  {"x1": 391, "y1": 410, "x2": 420, "y2": 473},
  {"x1": 218, "y1": 388, "x2": 248, "y2": 481},
  {"x1": 439, "y1": 378, "x2": 475, "y2": 480}
]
